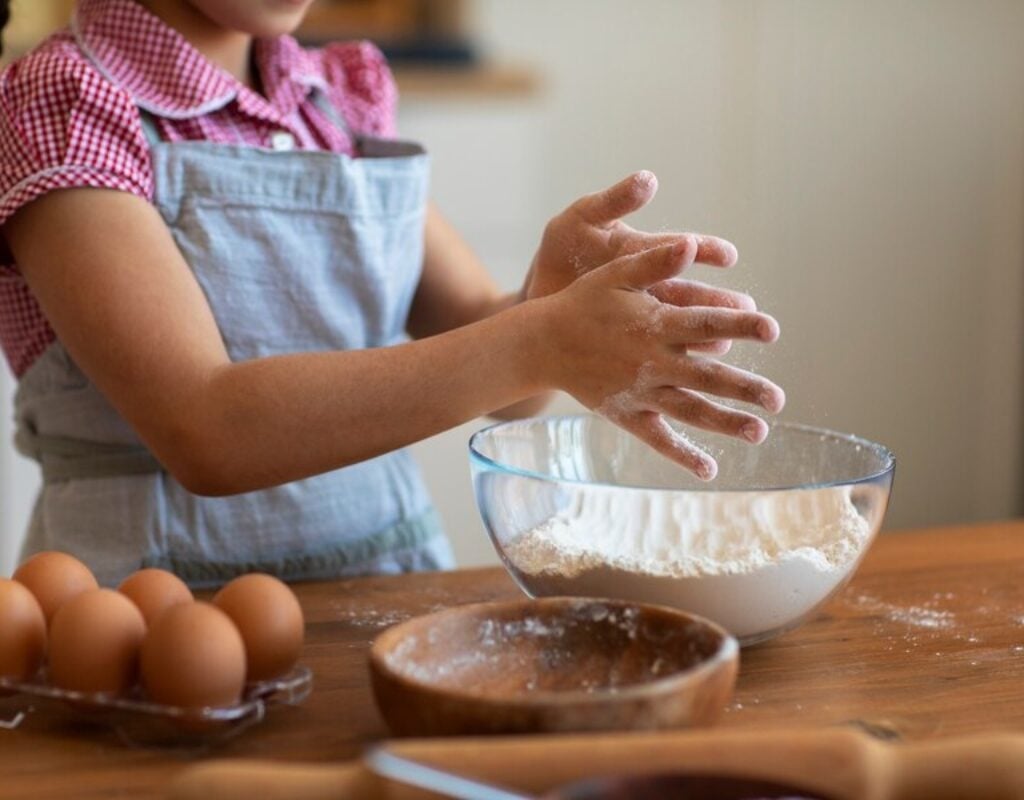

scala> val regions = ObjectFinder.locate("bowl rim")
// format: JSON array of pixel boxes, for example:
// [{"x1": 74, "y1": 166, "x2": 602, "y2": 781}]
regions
[
  {"x1": 368, "y1": 596, "x2": 739, "y2": 706},
  {"x1": 468, "y1": 414, "x2": 896, "y2": 493}
]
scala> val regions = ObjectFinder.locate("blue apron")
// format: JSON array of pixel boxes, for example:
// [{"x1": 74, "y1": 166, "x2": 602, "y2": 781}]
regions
[{"x1": 14, "y1": 94, "x2": 454, "y2": 588}]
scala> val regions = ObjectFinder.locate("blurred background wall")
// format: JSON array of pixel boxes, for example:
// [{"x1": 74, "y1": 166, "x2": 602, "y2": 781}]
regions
[{"x1": 2, "y1": 0, "x2": 1023, "y2": 575}]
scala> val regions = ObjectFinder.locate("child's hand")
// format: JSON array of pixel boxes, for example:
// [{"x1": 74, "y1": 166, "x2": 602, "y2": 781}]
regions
[
  {"x1": 647, "y1": 278, "x2": 758, "y2": 357},
  {"x1": 522, "y1": 171, "x2": 737, "y2": 302},
  {"x1": 533, "y1": 240, "x2": 785, "y2": 481}
]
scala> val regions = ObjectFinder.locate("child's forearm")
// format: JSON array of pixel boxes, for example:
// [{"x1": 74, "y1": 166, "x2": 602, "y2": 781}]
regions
[
  {"x1": 412, "y1": 205, "x2": 553, "y2": 420},
  {"x1": 163, "y1": 299, "x2": 549, "y2": 495},
  {"x1": 5, "y1": 190, "x2": 547, "y2": 495}
]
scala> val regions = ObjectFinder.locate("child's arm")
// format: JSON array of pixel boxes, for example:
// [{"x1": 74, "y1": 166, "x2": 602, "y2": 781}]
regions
[
  {"x1": 5, "y1": 188, "x2": 781, "y2": 495},
  {"x1": 407, "y1": 204, "x2": 552, "y2": 420}
]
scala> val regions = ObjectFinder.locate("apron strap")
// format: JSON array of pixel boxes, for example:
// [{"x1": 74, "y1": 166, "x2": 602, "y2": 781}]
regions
[
  {"x1": 309, "y1": 90, "x2": 356, "y2": 139},
  {"x1": 15, "y1": 426, "x2": 162, "y2": 482},
  {"x1": 137, "y1": 108, "x2": 163, "y2": 148},
  {"x1": 309, "y1": 91, "x2": 426, "y2": 158}
]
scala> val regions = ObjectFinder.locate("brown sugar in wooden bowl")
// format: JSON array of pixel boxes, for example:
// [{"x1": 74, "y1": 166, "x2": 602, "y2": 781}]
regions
[{"x1": 368, "y1": 597, "x2": 738, "y2": 737}]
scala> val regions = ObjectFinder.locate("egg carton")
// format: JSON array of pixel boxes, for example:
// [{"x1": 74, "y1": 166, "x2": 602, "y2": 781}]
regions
[{"x1": 0, "y1": 665, "x2": 312, "y2": 748}]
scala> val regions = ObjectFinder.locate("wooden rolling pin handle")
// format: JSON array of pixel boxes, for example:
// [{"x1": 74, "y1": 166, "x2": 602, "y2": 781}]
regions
[
  {"x1": 165, "y1": 729, "x2": 882, "y2": 800},
  {"x1": 164, "y1": 731, "x2": 1024, "y2": 800},
  {"x1": 883, "y1": 735, "x2": 1024, "y2": 800},
  {"x1": 384, "y1": 727, "x2": 885, "y2": 800},
  {"x1": 164, "y1": 761, "x2": 379, "y2": 800}
]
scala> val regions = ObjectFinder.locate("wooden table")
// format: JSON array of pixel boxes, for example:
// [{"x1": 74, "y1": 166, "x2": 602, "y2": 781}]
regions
[{"x1": 3, "y1": 520, "x2": 1023, "y2": 799}]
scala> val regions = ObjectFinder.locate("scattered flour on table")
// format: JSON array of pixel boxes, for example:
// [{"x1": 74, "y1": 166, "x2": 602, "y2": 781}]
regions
[
  {"x1": 849, "y1": 594, "x2": 957, "y2": 630},
  {"x1": 502, "y1": 485, "x2": 872, "y2": 639},
  {"x1": 328, "y1": 602, "x2": 446, "y2": 628}
]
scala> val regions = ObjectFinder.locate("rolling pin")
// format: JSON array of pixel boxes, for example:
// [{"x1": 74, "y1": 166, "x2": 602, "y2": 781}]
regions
[{"x1": 166, "y1": 727, "x2": 1024, "y2": 800}]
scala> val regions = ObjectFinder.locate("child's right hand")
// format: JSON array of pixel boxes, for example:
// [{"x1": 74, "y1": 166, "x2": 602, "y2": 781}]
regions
[{"x1": 530, "y1": 239, "x2": 785, "y2": 481}]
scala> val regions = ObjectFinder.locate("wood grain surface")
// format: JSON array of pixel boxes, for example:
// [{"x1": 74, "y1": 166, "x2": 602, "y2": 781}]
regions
[{"x1": 2, "y1": 519, "x2": 1023, "y2": 799}]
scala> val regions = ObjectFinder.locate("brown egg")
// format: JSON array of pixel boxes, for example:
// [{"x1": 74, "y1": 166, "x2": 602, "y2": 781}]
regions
[
  {"x1": 14, "y1": 551, "x2": 99, "y2": 626},
  {"x1": 140, "y1": 602, "x2": 246, "y2": 709},
  {"x1": 213, "y1": 573, "x2": 305, "y2": 682},
  {"x1": 49, "y1": 589, "x2": 146, "y2": 696},
  {"x1": 118, "y1": 568, "x2": 193, "y2": 626},
  {"x1": 0, "y1": 578, "x2": 47, "y2": 686}
]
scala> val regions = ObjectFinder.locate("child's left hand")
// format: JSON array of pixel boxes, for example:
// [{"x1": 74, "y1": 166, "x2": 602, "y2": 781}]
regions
[{"x1": 522, "y1": 171, "x2": 738, "y2": 301}]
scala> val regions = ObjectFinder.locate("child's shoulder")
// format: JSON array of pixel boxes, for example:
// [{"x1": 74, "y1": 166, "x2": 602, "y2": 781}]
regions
[
  {"x1": 1, "y1": 28, "x2": 134, "y2": 117},
  {"x1": 0, "y1": 29, "x2": 151, "y2": 223}
]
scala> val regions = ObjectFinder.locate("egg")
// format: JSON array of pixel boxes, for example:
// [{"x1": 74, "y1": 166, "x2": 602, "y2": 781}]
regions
[
  {"x1": 118, "y1": 568, "x2": 193, "y2": 626},
  {"x1": 14, "y1": 551, "x2": 99, "y2": 626},
  {"x1": 213, "y1": 573, "x2": 305, "y2": 682},
  {"x1": 140, "y1": 602, "x2": 246, "y2": 709},
  {"x1": 0, "y1": 578, "x2": 47, "y2": 685},
  {"x1": 49, "y1": 588, "x2": 146, "y2": 696}
]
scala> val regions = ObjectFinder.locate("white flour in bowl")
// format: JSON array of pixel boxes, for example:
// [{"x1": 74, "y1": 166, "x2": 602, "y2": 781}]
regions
[{"x1": 502, "y1": 485, "x2": 873, "y2": 642}]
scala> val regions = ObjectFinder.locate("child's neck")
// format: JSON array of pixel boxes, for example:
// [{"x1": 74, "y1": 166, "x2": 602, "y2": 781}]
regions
[{"x1": 137, "y1": 1, "x2": 256, "y2": 89}]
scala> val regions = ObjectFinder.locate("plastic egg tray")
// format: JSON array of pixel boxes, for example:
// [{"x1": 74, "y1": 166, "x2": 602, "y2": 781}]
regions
[{"x1": 0, "y1": 665, "x2": 312, "y2": 748}]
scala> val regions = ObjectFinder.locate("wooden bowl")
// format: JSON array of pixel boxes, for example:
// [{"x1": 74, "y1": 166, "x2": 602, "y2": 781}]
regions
[{"x1": 368, "y1": 597, "x2": 738, "y2": 737}]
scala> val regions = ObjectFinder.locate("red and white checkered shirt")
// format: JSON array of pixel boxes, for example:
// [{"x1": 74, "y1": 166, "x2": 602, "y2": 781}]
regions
[{"x1": 0, "y1": 0, "x2": 398, "y2": 377}]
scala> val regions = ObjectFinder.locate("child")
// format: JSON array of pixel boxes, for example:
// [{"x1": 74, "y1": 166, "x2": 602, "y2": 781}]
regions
[{"x1": 0, "y1": 0, "x2": 785, "y2": 587}]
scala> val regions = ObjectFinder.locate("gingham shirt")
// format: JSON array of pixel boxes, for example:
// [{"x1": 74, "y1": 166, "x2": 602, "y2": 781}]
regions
[{"x1": 0, "y1": 0, "x2": 398, "y2": 377}]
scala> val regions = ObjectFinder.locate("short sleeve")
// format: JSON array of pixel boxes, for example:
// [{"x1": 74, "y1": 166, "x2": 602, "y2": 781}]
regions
[
  {"x1": 319, "y1": 41, "x2": 398, "y2": 139},
  {"x1": 0, "y1": 43, "x2": 153, "y2": 226}
]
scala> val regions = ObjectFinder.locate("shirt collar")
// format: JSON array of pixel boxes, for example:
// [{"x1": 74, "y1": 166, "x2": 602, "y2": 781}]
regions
[
  {"x1": 72, "y1": 0, "x2": 326, "y2": 120},
  {"x1": 254, "y1": 36, "x2": 328, "y2": 118}
]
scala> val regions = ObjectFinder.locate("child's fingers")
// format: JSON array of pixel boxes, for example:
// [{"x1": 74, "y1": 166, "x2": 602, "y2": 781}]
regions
[
  {"x1": 652, "y1": 387, "x2": 770, "y2": 444},
  {"x1": 601, "y1": 240, "x2": 698, "y2": 290},
  {"x1": 648, "y1": 279, "x2": 756, "y2": 311},
  {"x1": 645, "y1": 358, "x2": 784, "y2": 413},
  {"x1": 692, "y1": 234, "x2": 738, "y2": 267},
  {"x1": 684, "y1": 339, "x2": 734, "y2": 356},
  {"x1": 660, "y1": 306, "x2": 780, "y2": 345},
  {"x1": 649, "y1": 281, "x2": 757, "y2": 356},
  {"x1": 620, "y1": 232, "x2": 738, "y2": 267},
  {"x1": 571, "y1": 171, "x2": 659, "y2": 226},
  {"x1": 614, "y1": 411, "x2": 718, "y2": 481}
]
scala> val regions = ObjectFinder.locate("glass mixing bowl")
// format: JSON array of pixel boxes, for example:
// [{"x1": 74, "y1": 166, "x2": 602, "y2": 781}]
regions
[{"x1": 469, "y1": 415, "x2": 894, "y2": 646}]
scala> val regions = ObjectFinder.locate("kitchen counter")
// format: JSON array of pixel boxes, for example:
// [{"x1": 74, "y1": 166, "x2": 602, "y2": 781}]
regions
[{"x1": 2, "y1": 519, "x2": 1024, "y2": 799}]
